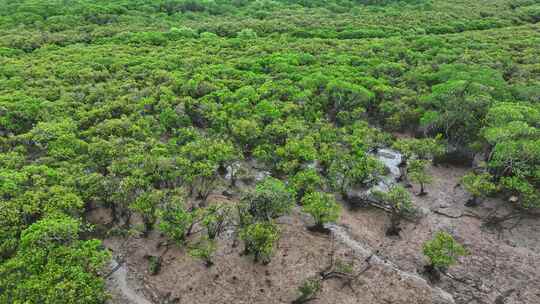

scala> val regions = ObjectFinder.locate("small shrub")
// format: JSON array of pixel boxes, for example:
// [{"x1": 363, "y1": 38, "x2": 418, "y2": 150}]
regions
[
  {"x1": 290, "y1": 169, "x2": 323, "y2": 201},
  {"x1": 189, "y1": 238, "x2": 217, "y2": 267},
  {"x1": 147, "y1": 255, "x2": 161, "y2": 275},
  {"x1": 239, "y1": 177, "x2": 294, "y2": 223},
  {"x1": 373, "y1": 185, "x2": 414, "y2": 236},
  {"x1": 292, "y1": 277, "x2": 321, "y2": 304},
  {"x1": 157, "y1": 195, "x2": 196, "y2": 244},
  {"x1": 301, "y1": 191, "x2": 341, "y2": 230},
  {"x1": 423, "y1": 231, "x2": 467, "y2": 272},
  {"x1": 240, "y1": 221, "x2": 279, "y2": 264},
  {"x1": 461, "y1": 172, "x2": 497, "y2": 206},
  {"x1": 407, "y1": 159, "x2": 432, "y2": 196}
]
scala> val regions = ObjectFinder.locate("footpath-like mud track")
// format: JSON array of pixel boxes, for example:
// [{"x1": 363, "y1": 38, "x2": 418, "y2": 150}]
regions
[
  {"x1": 99, "y1": 164, "x2": 540, "y2": 304},
  {"x1": 106, "y1": 258, "x2": 154, "y2": 304},
  {"x1": 338, "y1": 164, "x2": 540, "y2": 304}
]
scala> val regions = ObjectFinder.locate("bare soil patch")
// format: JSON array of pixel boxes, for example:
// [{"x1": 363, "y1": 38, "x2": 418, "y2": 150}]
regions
[{"x1": 95, "y1": 164, "x2": 540, "y2": 304}]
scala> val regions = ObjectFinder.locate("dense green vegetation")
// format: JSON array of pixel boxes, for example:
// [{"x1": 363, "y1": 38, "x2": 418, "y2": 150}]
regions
[{"x1": 0, "y1": 0, "x2": 539, "y2": 302}]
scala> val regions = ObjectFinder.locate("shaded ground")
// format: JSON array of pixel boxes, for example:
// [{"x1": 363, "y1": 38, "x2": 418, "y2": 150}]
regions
[{"x1": 94, "y1": 164, "x2": 540, "y2": 304}]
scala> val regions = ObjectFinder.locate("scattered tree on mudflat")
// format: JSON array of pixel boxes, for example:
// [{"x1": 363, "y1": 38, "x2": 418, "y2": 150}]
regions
[{"x1": 1, "y1": 0, "x2": 539, "y2": 300}]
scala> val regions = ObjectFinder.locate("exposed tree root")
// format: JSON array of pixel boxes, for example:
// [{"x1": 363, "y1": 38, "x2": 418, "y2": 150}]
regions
[{"x1": 432, "y1": 209, "x2": 483, "y2": 219}]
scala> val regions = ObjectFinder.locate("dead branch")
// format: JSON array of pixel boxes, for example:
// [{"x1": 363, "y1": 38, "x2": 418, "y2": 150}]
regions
[
  {"x1": 432, "y1": 209, "x2": 483, "y2": 219},
  {"x1": 441, "y1": 270, "x2": 486, "y2": 294},
  {"x1": 320, "y1": 242, "x2": 375, "y2": 293},
  {"x1": 105, "y1": 259, "x2": 124, "y2": 278}
]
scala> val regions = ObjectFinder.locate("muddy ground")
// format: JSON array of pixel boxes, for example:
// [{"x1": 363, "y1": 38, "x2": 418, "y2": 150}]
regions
[{"x1": 91, "y1": 163, "x2": 540, "y2": 304}]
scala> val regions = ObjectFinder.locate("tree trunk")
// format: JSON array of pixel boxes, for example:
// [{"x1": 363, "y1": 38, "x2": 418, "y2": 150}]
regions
[
  {"x1": 143, "y1": 218, "x2": 153, "y2": 237},
  {"x1": 186, "y1": 221, "x2": 195, "y2": 236},
  {"x1": 122, "y1": 210, "x2": 132, "y2": 228},
  {"x1": 386, "y1": 214, "x2": 402, "y2": 236},
  {"x1": 110, "y1": 203, "x2": 118, "y2": 222},
  {"x1": 465, "y1": 196, "x2": 478, "y2": 207},
  {"x1": 423, "y1": 264, "x2": 441, "y2": 283},
  {"x1": 418, "y1": 182, "x2": 427, "y2": 196}
]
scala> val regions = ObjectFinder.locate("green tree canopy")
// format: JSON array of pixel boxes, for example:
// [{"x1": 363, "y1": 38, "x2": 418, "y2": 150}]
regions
[{"x1": 0, "y1": 216, "x2": 110, "y2": 304}]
